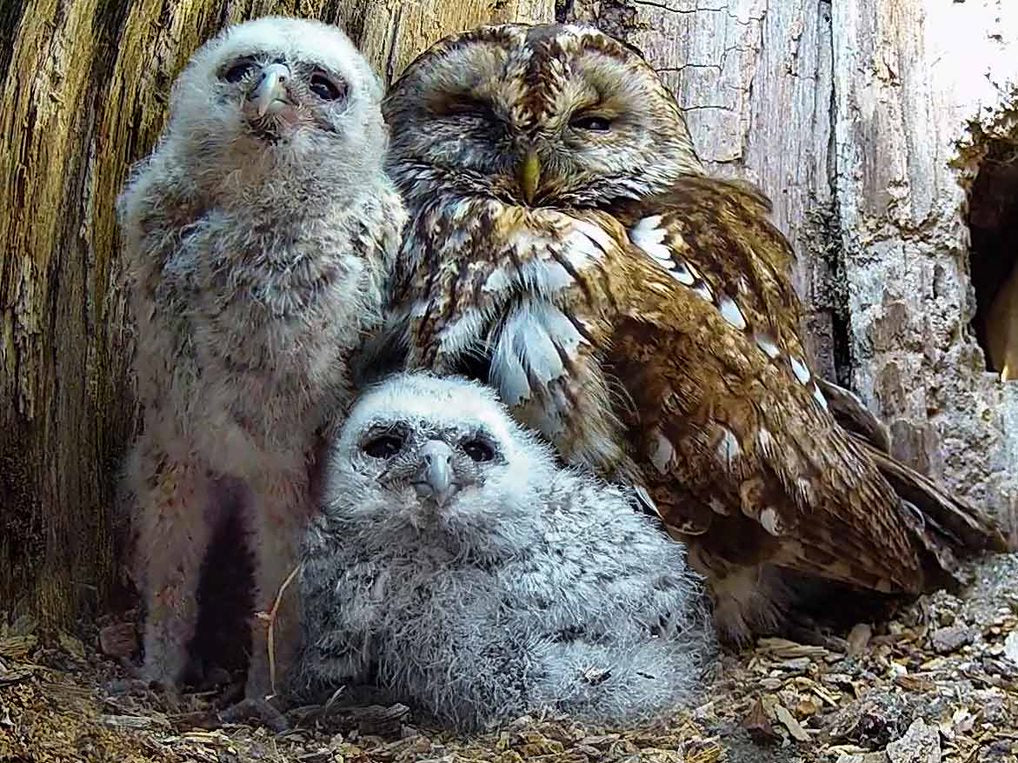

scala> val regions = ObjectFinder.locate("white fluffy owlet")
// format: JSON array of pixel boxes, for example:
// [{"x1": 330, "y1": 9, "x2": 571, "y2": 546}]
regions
[
  {"x1": 117, "y1": 16, "x2": 405, "y2": 711},
  {"x1": 297, "y1": 373, "x2": 714, "y2": 731}
]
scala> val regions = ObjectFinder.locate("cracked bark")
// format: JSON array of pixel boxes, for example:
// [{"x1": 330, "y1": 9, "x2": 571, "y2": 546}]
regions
[{"x1": 2, "y1": 0, "x2": 1015, "y2": 624}]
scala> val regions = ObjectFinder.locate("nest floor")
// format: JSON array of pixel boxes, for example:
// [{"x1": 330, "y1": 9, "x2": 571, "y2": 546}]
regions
[{"x1": 3, "y1": 554, "x2": 1017, "y2": 763}]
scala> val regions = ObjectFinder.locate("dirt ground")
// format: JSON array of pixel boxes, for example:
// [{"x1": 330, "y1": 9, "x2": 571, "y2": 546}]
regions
[{"x1": 2, "y1": 553, "x2": 1017, "y2": 763}]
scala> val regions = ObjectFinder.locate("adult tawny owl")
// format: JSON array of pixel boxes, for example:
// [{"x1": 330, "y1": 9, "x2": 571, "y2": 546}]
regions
[
  {"x1": 377, "y1": 23, "x2": 1004, "y2": 642},
  {"x1": 118, "y1": 16, "x2": 404, "y2": 710},
  {"x1": 298, "y1": 373, "x2": 713, "y2": 730}
]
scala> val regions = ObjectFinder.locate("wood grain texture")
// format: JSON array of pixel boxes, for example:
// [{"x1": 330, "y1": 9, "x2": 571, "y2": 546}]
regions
[
  {"x1": 340, "y1": 0, "x2": 554, "y2": 83},
  {"x1": 0, "y1": 0, "x2": 551, "y2": 624},
  {"x1": 832, "y1": 0, "x2": 1018, "y2": 541}
]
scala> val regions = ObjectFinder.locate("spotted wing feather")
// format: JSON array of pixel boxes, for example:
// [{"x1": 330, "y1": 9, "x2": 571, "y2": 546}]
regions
[
  {"x1": 604, "y1": 247, "x2": 923, "y2": 593},
  {"x1": 614, "y1": 178, "x2": 1004, "y2": 571},
  {"x1": 614, "y1": 177, "x2": 806, "y2": 362}
]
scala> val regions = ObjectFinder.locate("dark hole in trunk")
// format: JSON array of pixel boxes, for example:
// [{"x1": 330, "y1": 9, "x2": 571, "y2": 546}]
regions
[{"x1": 967, "y1": 137, "x2": 1018, "y2": 376}]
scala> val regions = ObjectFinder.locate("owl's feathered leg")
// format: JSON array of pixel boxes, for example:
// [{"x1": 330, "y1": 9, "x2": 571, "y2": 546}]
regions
[
  {"x1": 687, "y1": 548, "x2": 788, "y2": 647},
  {"x1": 244, "y1": 466, "x2": 310, "y2": 703},
  {"x1": 133, "y1": 442, "x2": 213, "y2": 690},
  {"x1": 218, "y1": 466, "x2": 309, "y2": 732}
]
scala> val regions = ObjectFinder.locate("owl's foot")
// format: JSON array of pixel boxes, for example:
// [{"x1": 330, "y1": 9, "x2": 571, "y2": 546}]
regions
[
  {"x1": 785, "y1": 614, "x2": 850, "y2": 653},
  {"x1": 219, "y1": 697, "x2": 290, "y2": 733},
  {"x1": 104, "y1": 676, "x2": 154, "y2": 696}
]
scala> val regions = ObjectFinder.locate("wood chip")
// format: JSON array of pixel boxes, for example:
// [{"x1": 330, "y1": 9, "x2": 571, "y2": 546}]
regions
[
  {"x1": 886, "y1": 718, "x2": 941, "y2": 763},
  {"x1": 930, "y1": 625, "x2": 974, "y2": 654},
  {"x1": 774, "y1": 704, "x2": 811, "y2": 742},
  {"x1": 1003, "y1": 631, "x2": 1018, "y2": 665},
  {"x1": 741, "y1": 698, "x2": 777, "y2": 743},
  {"x1": 100, "y1": 714, "x2": 168, "y2": 730}
]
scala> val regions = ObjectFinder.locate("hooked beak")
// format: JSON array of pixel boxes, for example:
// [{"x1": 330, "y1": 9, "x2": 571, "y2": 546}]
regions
[
  {"x1": 248, "y1": 63, "x2": 291, "y2": 118},
  {"x1": 517, "y1": 149, "x2": 541, "y2": 205},
  {"x1": 412, "y1": 440, "x2": 457, "y2": 507}
]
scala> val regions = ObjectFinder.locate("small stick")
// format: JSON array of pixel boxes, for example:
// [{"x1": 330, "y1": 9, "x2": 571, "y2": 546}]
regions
[{"x1": 255, "y1": 563, "x2": 302, "y2": 697}]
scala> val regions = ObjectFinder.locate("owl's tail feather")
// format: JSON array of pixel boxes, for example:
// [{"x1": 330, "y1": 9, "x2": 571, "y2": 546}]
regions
[
  {"x1": 815, "y1": 379, "x2": 891, "y2": 454},
  {"x1": 818, "y1": 377, "x2": 1008, "y2": 558},
  {"x1": 860, "y1": 440, "x2": 1009, "y2": 556}
]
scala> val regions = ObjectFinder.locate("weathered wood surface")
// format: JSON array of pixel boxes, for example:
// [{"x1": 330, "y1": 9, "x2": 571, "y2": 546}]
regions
[
  {"x1": 2, "y1": 0, "x2": 1015, "y2": 624},
  {"x1": 831, "y1": 1, "x2": 1018, "y2": 539}
]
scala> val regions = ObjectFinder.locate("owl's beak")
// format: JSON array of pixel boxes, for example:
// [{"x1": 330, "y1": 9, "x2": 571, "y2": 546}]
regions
[
  {"x1": 517, "y1": 149, "x2": 541, "y2": 205},
  {"x1": 249, "y1": 63, "x2": 291, "y2": 118},
  {"x1": 413, "y1": 440, "x2": 457, "y2": 506}
]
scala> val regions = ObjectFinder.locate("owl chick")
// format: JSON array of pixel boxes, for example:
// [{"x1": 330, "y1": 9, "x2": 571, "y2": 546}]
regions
[
  {"x1": 377, "y1": 23, "x2": 1004, "y2": 644},
  {"x1": 117, "y1": 16, "x2": 405, "y2": 709},
  {"x1": 297, "y1": 373, "x2": 713, "y2": 731}
]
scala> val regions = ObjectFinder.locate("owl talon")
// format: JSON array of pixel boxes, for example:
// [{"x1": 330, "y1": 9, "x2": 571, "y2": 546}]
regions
[
  {"x1": 219, "y1": 697, "x2": 290, "y2": 732},
  {"x1": 104, "y1": 676, "x2": 154, "y2": 697}
]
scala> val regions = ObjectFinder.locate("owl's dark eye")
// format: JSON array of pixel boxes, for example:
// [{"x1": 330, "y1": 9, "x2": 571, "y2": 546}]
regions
[
  {"x1": 310, "y1": 72, "x2": 346, "y2": 101},
  {"x1": 362, "y1": 433, "x2": 404, "y2": 459},
  {"x1": 461, "y1": 437, "x2": 496, "y2": 463},
  {"x1": 222, "y1": 57, "x2": 257, "y2": 83},
  {"x1": 441, "y1": 96, "x2": 496, "y2": 120},
  {"x1": 571, "y1": 114, "x2": 612, "y2": 132}
]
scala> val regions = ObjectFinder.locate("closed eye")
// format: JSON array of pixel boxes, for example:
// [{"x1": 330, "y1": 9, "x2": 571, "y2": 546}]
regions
[
  {"x1": 570, "y1": 113, "x2": 613, "y2": 132},
  {"x1": 439, "y1": 96, "x2": 497, "y2": 121}
]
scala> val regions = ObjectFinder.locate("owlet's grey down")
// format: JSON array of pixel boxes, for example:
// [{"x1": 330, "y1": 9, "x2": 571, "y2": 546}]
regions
[
  {"x1": 298, "y1": 373, "x2": 714, "y2": 730},
  {"x1": 118, "y1": 16, "x2": 405, "y2": 705}
]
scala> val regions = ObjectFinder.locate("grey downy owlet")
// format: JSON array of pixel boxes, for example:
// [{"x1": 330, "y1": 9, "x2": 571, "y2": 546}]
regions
[
  {"x1": 298, "y1": 373, "x2": 714, "y2": 731},
  {"x1": 117, "y1": 15, "x2": 405, "y2": 714}
]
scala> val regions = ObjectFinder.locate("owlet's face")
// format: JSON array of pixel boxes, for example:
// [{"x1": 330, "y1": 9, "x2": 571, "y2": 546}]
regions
[
  {"x1": 350, "y1": 410, "x2": 503, "y2": 514},
  {"x1": 384, "y1": 24, "x2": 702, "y2": 208},
  {"x1": 166, "y1": 17, "x2": 385, "y2": 173},
  {"x1": 324, "y1": 375, "x2": 544, "y2": 547}
]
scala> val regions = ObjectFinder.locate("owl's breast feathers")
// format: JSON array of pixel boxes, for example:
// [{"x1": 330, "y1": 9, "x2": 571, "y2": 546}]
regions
[
  {"x1": 395, "y1": 177, "x2": 1004, "y2": 598},
  {"x1": 393, "y1": 193, "x2": 617, "y2": 369}
]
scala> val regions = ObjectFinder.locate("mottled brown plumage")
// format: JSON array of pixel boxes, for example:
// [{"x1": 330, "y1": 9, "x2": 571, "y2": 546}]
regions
[{"x1": 380, "y1": 23, "x2": 1004, "y2": 641}]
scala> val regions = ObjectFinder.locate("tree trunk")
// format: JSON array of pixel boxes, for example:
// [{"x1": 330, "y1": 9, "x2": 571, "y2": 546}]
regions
[{"x1": 2, "y1": 0, "x2": 1014, "y2": 625}]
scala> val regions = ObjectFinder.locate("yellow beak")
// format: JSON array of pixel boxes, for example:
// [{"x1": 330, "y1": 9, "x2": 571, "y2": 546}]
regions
[{"x1": 517, "y1": 150, "x2": 541, "y2": 205}]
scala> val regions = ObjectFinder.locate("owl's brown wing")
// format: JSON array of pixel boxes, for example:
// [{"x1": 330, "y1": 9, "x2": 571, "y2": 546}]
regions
[
  {"x1": 603, "y1": 247, "x2": 924, "y2": 594},
  {"x1": 616, "y1": 179, "x2": 902, "y2": 457},
  {"x1": 611, "y1": 178, "x2": 1005, "y2": 563},
  {"x1": 612, "y1": 176, "x2": 808, "y2": 364}
]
